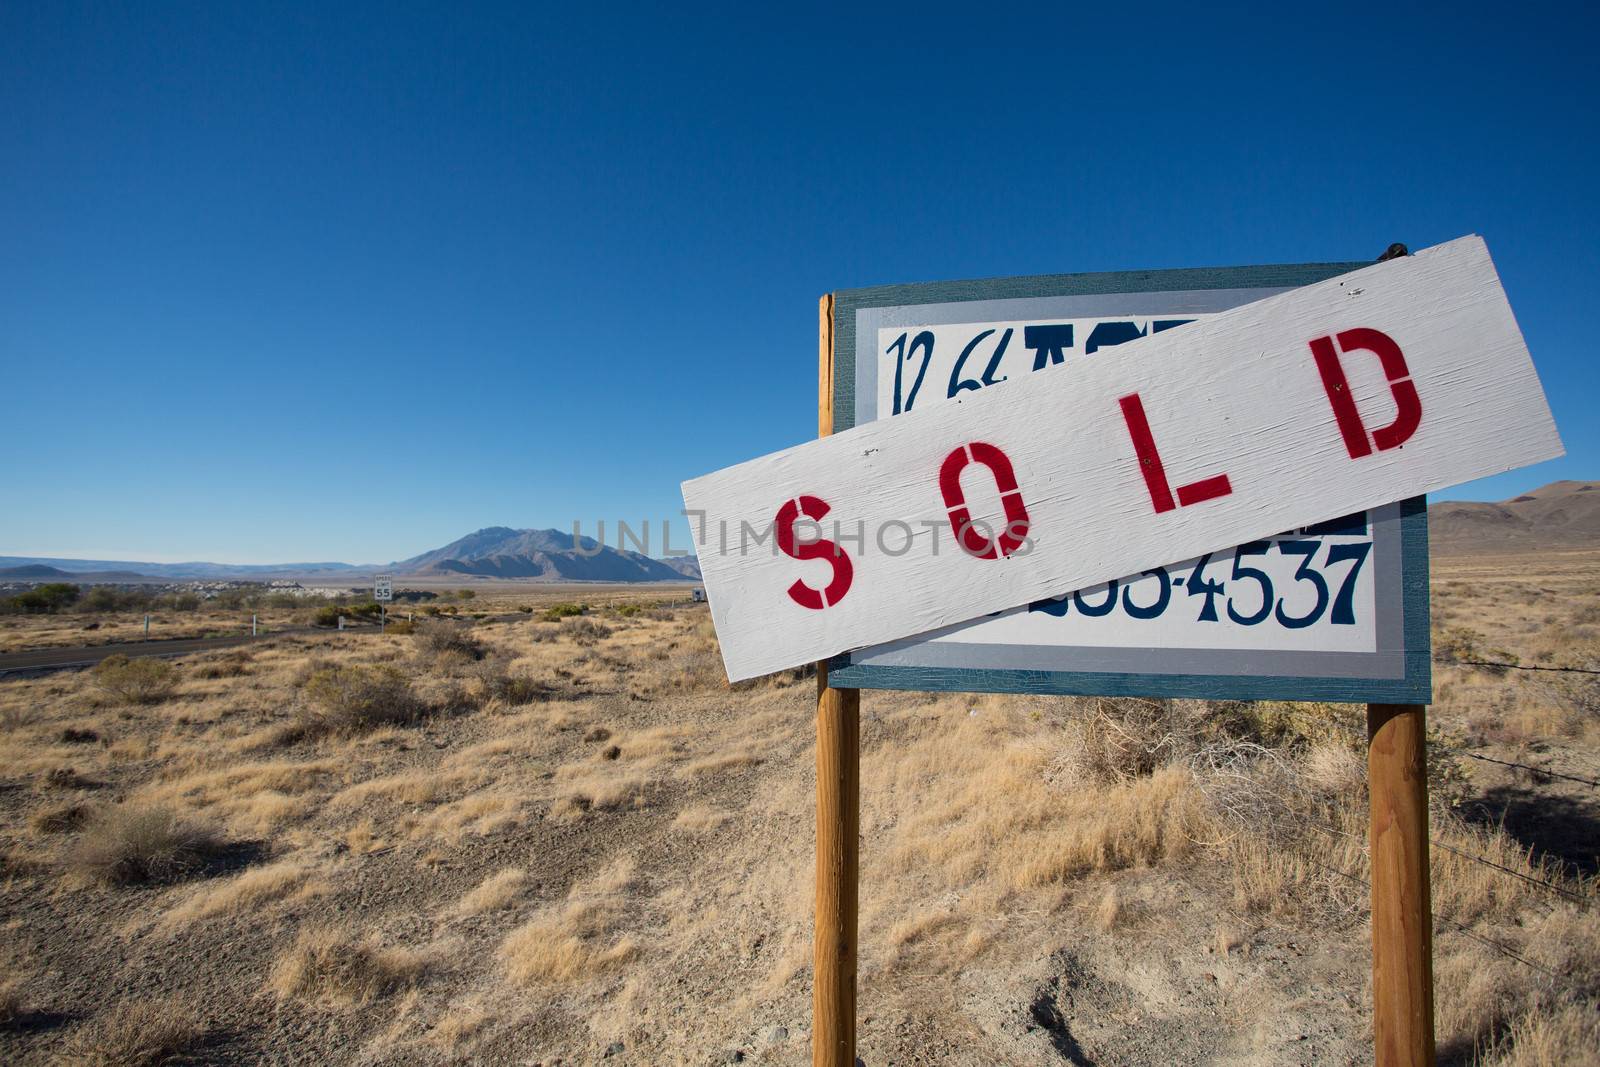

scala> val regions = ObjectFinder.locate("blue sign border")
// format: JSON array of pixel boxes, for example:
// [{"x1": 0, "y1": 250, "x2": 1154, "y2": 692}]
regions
[{"x1": 824, "y1": 262, "x2": 1432, "y2": 704}]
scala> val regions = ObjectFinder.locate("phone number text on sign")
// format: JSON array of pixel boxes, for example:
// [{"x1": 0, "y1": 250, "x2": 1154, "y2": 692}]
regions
[{"x1": 880, "y1": 314, "x2": 1197, "y2": 416}]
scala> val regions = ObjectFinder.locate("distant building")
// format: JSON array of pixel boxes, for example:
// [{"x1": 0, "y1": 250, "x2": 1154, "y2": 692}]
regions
[{"x1": 691, "y1": 587, "x2": 706, "y2": 603}]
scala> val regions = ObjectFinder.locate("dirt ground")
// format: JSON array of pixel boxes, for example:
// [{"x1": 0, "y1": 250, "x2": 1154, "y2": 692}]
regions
[{"x1": 0, "y1": 560, "x2": 1595, "y2": 1065}]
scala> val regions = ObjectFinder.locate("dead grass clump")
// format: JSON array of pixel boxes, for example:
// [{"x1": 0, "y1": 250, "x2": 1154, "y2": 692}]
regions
[
  {"x1": 0, "y1": 977, "x2": 22, "y2": 1025},
  {"x1": 269, "y1": 928, "x2": 424, "y2": 1004},
  {"x1": 46, "y1": 767, "x2": 98, "y2": 790},
  {"x1": 456, "y1": 868, "x2": 530, "y2": 915},
  {"x1": 165, "y1": 862, "x2": 320, "y2": 924},
  {"x1": 300, "y1": 664, "x2": 425, "y2": 735},
  {"x1": 30, "y1": 800, "x2": 92, "y2": 834},
  {"x1": 664, "y1": 650, "x2": 723, "y2": 691},
  {"x1": 415, "y1": 620, "x2": 485, "y2": 662},
  {"x1": 1094, "y1": 888, "x2": 1124, "y2": 931},
  {"x1": 672, "y1": 804, "x2": 730, "y2": 832},
  {"x1": 472, "y1": 660, "x2": 553, "y2": 705},
  {"x1": 1060, "y1": 698, "x2": 1201, "y2": 783},
  {"x1": 1436, "y1": 946, "x2": 1523, "y2": 1056},
  {"x1": 499, "y1": 906, "x2": 637, "y2": 984},
  {"x1": 563, "y1": 617, "x2": 612, "y2": 646},
  {"x1": 1430, "y1": 815, "x2": 1565, "y2": 925},
  {"x1": 192, "y1": 650, "x2": 253, "y2": 679},
  {"x1": 1008, "y1": 766, "x2": 1211, "y2": 887},
  {"x1": 1482, "y1": 998, "x2": 1600, "y2": 1066},
  {"x1": 290, "y1": 655, "x2": 337, "y2": 686},
  {"x1": 56, "y1": 1000, "x2": 204, "y2": 1066},
  {"x1": 499, "y1": 858, "x2": 638, "y2": 984},
  {"x1": 69, "y1": 805, "x2": 226, "y2": 886},
  {"x1": 90, "y1": 655, "x2": 177, "y2": 704}
]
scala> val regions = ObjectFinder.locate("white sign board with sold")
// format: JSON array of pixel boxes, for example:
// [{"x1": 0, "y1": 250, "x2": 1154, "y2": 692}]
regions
[
  {"x1": 826, "y1": 253, "x2": 1429, "y2": 702},
  {"x1": 683, "y1": 236, "x2": 1562, "y2": 682}
]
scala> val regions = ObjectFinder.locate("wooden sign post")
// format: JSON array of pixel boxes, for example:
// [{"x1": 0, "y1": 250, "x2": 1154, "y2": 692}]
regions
[
  {"x1": 814, "y1": 294, "x2": 860, "y2": 1067},
  {"x1": 1368, "y1": 702, "x2": 1435, "y2": 1065}
]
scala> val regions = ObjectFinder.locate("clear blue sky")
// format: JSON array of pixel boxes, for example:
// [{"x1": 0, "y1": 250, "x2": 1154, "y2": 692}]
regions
[{"x1": 3, "y1": 3, "x2": 1595, "y2": 564}]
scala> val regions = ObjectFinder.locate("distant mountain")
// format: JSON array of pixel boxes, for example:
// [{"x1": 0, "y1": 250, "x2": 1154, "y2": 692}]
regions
[
  {"x1": 1429, "y1": 481, "x2": 1600, "y2": 555},
  {"x1": 0, "y1": 564, "x2": 77, "y2": 579},
  {"x1": 0, "y1": 556, "x2": 363, "y2": 581},
  {"x1": 657, "y1": 555, "x2": 702, "y2": 580},
  {"x1": 395, "y1": 527, "x2": 695, "y2": 582}
]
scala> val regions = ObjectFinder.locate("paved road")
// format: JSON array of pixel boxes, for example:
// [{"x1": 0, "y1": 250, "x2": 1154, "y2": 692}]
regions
[{"x1": 0, "y1": 629, "x2": 339, "y2": 676}]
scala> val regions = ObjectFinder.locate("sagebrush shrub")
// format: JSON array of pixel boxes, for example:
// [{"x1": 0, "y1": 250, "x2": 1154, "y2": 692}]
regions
[
  {"x1": 300, "y1": 664, "x2": 425, "y2": 735},
  {"x1": 564, "y1": 618, "x2": 612, "y2": 646},
  {"x1": 414, "y1": 621, "x2": 484, "y2": 661},
  {"x1": 90, "y1": 655, "x2": 177, "y2": 705},
  {"x1": 69, "y1": 805, "x2": 225, "y2": 885}
]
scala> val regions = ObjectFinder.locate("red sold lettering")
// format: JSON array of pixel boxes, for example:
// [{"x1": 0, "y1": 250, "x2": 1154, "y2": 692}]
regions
[
  {"x1": 939, "y1": 441, "x2": 1031, "y2": 558},
  {"x1": 1118, "y1": 393, "x2": 1233, "y2": 515},
  {"x1": 775, "y1": 495, "x2": 853, "y2": 609},
  {"x1": 1310, "y1": 327, "x2": 1422, "y2": 458}
]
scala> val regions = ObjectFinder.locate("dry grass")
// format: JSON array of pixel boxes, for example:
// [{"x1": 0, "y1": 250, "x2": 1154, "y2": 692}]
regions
[
  {"x1": 269, "y1": 927, "x2": 424, "y2": 1004},
  {"x1": 1, "y1": 581, "x2": 1596, "y2": 1062},
  {"x1": 671, "y1": 803, "x2": 730, "y2": 832},
  {"x1": 0, "y1": 977, "x2": 22, "y2": 1025},
  {"x1": 68, "y1": 804, "x2": 227, "y2": 885},
  {"x1": 500, "y1": 858, "x2": 639, "y2": 984},
  {"x1": 500, "y1": 911, "x2": 638, "y2": 984},
  {"x1": 164, "y1": 861, "x2": 324, "y2": 925},
  {"x1": 455, "y1": 868, "x2": 530, "y2": 915},
  {"x1": 1482, "y1": 998, "x2": 1600, "y2": 1065},
  {"x1": 55, "y1": 1001, "x2": 204, "y2": 1066}
]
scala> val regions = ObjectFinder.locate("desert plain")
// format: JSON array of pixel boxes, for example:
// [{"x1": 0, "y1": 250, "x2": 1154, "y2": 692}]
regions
[{"x1": 0, "y1": 548, "x2": 1596, "y2": 1065}]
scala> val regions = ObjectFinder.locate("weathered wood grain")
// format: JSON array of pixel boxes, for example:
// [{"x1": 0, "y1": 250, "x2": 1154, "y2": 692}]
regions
[
  {"x1": 812, "y1": 292, "x2": 860, "y2": 1067},
  {"x1": 684, "y1": 236, "x2": 1562, "y2": 681},
  {"x1": 1368, "y1": 703, "x2": 1436, "y2": 1065}
]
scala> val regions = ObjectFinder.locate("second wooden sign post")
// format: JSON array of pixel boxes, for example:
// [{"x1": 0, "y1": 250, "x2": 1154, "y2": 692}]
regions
[{"x1": 813, "y1": 292, "x2": 861, "y2": 1066}]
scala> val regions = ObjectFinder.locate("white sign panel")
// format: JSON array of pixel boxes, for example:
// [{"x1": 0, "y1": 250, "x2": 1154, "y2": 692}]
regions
[
  {"x1": 831, "y1": 263, "x2": 1427, "y2": 702},
  {"x1": 374, "y1": 576, "x2": 392, "y2": 602},
  {"x1": 683, "y1": 236, "x2": 1561, "y2": 682}
]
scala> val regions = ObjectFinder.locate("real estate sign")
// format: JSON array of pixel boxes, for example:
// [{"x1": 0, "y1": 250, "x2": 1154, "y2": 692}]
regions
[
  {"x1": 682, "y1": 236, "x2": 1562, "y2": 683},
  {"x1": 825, "y1": 263, "x2": 1427, "y2": 702}
]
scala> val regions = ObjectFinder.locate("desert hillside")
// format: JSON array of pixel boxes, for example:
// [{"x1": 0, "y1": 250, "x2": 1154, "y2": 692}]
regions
[{"x1": 1429, "y1": 480, "x2": 1600, "y2": 555}]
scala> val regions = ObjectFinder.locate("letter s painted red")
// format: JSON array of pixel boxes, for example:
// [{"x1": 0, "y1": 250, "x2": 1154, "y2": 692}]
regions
[{"x1": 775, "y1": 496, "x2": 853, "y2": 609}]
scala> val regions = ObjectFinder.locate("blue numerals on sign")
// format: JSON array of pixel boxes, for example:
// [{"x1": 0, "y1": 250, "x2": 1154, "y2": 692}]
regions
[
  {"x1": 888, "y1": 331, "x2": 935, "y2": 415},
  {"x1": 1027, "y1": 538, "x2": 1372, "y2": 627},
  {"x1": 1273, "y1": 540, "x2": 1329, "y2": 629},
  {"x1": 888, "y1": 318, "x2": 1198, "y2": 414},
  {"x1": 1186, "y1": 552, "x2": 1225, "y2": 621}
]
